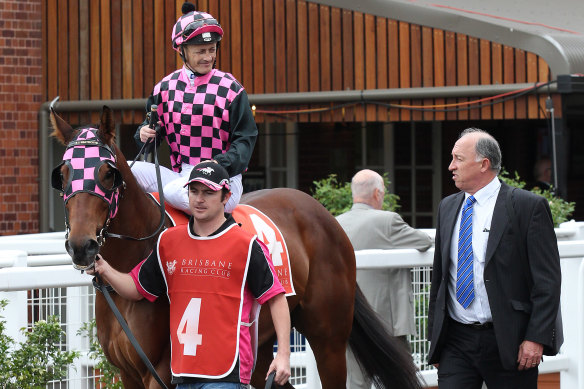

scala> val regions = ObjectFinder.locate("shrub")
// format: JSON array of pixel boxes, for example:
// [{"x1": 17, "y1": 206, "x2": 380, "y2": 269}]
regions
[
  {"x1": 499, "y1": 169, "x2": 575, "y2": 227},
  {"x1": 78, "y1": 319, "x2": 123, "y2": 389},
  {"x1": 312, "y1": 173, "x2": 399, "y2": 216},
  {"x1": 0, "y1": 299, "x2": 79, "y2": 388}
]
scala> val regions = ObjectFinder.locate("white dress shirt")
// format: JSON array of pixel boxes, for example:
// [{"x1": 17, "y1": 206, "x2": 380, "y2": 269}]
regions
[{"x1": 448, "y1": 176, "x2": 501, "y2": 324}]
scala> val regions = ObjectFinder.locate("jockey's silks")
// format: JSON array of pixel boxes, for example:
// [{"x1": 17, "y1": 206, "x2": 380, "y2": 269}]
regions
[
  {"x1": 153, "y1": 67, "x2": 244, "y2": 172},
  {"x1": 157, "y1": 222, "x2": 255, "y2": 378}
]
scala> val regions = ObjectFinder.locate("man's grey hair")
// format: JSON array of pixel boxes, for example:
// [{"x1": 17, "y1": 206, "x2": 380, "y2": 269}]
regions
[
  {"x1": 351, "y1": 169, "x2": 384, "y2": 200},
  {"x1": 460, "y1": 128, "x2": 502, "y2": 174}
]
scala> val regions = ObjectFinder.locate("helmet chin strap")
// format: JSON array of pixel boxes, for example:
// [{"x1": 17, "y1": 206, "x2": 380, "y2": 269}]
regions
[{"x1": 181, "y1": 46, "x2": 196, "y2": 74}]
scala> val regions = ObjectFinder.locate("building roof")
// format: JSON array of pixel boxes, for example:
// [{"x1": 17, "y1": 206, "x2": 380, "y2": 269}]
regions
[{"x1": 312, "y1": 0, "x2": 584, "y2": 76}]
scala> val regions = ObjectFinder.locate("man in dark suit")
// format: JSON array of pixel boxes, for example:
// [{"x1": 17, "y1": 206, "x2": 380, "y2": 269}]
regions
[{"x1": 427, "y1": 128, "x2": 562, "y2": 388}]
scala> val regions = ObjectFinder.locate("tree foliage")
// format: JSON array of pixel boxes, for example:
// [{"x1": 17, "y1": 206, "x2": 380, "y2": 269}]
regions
[
  {"x1": 0, "y1": 299, "x2": 79, "y2": 388},
  {"x1": 312, "y1": 170, "x2": 575, "y2": 227},
  {"x1": 499, "y1": 169, "x2": 575, "y2": 227},
  {"x1": 78, "y1": 319, "x2": 123, "y2": 389},
  {"x1": 312, "y1": 173, "x2": 400, "y2": 216}
]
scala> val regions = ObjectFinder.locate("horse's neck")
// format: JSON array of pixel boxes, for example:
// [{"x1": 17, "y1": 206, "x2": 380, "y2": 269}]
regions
[{"x1": 103, "y1": 155, "x2": 168, "y2": 273}]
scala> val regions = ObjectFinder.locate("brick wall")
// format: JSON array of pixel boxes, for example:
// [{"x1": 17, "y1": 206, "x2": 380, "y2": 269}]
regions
[{"x1": 0, "y1": 0, "x2": 42, "y2": 235}]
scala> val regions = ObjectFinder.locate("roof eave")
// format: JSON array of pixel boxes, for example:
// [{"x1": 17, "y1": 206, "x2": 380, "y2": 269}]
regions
[{"x1": 310, "y1": 0, "x2": 584, "y2": 76}]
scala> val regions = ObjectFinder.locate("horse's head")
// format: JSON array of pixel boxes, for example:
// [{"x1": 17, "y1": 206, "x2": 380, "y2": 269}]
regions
[{"x1": 50, "y1": 106, "x2": 124, "y2": 271}]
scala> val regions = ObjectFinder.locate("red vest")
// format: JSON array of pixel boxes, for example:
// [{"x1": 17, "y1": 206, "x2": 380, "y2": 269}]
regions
[{"x1": 157, "y1": 223, "x2": 255, "y2": 378}]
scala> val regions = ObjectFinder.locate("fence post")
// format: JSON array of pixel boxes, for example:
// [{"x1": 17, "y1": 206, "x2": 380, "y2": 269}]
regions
[
  {"x1": 558, "y1": 221, "x2": 584, "y2": 389},
  {"x1": 67, "y1": 286, "x2": 90, "y2": 388},
  {"x1": 0, "y1": 250, "x2": 28, "y2": 345}
]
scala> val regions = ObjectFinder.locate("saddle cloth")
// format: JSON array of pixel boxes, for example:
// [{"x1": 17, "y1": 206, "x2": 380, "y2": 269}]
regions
[{"x1": 148, "y1": 193, "x2": 295, "y2": 296}]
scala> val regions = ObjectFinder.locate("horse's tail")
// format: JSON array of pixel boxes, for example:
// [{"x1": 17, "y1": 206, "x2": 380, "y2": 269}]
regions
[{"x1": 348, "y1": 286, "x2": 423, "y2": 389}]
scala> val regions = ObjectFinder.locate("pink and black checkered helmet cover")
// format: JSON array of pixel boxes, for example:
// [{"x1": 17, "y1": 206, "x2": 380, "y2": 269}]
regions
[
  {"x1": 51, "y1": 128, "x2": 122, "y2": 219},
  {"x1": 171, "y1": 11, "x2": 223, "y2": 51}
]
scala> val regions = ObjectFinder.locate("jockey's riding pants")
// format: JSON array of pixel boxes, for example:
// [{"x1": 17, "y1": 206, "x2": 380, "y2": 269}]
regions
[{"x1": 131, "y1": 161, "x2": 242, "y2": 213}]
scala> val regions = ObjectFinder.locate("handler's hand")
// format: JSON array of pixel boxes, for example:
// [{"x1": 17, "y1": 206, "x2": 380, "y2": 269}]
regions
[
  {"x1": 517, "y1": 340, "x2": 543, "y2": 370},
  {"x1": 266, "y1": 350, "x2": 290, "y2": 386},
  {"x1": 85, "y1": 254, "x2": 110, "y2": 277},
  {"x1": 139, "y1": 123, "x2": 159, "y2": 143}
]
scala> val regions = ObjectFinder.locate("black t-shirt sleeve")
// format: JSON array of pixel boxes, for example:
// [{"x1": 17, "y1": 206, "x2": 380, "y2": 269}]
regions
[
  {"x1": 246, "y1": 239, "x2": 277, "y2": 299},
  {"x1": 136, "y1": 249, "x2": 167, "y2": 298}
]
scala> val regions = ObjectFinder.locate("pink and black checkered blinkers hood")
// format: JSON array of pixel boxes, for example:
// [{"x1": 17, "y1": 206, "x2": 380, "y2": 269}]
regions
[{"x1": 51, "y1": 128, "x2": 123, "y2": 220}]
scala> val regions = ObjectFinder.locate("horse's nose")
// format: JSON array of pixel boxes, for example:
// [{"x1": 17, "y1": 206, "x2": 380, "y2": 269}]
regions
[{"x1": 65, "y1": 238, "x2": 99, "y2": 268}]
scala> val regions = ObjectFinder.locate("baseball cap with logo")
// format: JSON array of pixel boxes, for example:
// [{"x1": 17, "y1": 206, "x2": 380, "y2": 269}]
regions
[{"x1": 184, "y1": 161, "x2": 230, "y2": 191}]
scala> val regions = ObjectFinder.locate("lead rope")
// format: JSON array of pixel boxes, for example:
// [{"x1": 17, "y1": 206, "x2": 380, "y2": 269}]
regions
[
  {"x1": 265, "y1": 371, "x2": 276, "y2": 389},
  {"x1": 95, "y1": 106, "x2": 169, "y2": 388},
  {"x1": 93, "y1": 275, "x2": 169, "y2": 389}
]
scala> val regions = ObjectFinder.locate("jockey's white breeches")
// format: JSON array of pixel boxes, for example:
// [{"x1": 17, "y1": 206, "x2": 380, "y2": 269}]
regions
[{"x1": 131, "y1": 161, "x2": 242, "y2": 213}]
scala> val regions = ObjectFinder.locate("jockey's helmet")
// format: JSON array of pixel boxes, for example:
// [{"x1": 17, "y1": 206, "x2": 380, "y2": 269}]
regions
[{"x1": 171, "y1": 3, "x2": 223, "y2": 52}]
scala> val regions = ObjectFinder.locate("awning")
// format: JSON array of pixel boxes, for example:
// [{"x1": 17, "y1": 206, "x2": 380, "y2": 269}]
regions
[{"x1": 311, "y1": 0, "x2": 584, "y2": 76}]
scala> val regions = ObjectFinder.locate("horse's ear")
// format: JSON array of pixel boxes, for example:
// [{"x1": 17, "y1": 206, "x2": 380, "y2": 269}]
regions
[
  {"x1": 98, "y1": 105, "x2": 116, "y2": 145},
  {"x1": 50, "y1": 108, "x2": 75, "y2": 145}
]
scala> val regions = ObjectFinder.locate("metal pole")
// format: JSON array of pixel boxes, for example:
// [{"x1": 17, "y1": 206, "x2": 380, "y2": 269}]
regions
[
  {"x1": 39, "y1": 108, "x2": 50, "y2": 232},
  {"x1": 546, "y1": 97, "x2": 560, "y2": 191},
  {"x1": 39, "y1": 83, "x2": 557, "y2": 112},
  {"x1": 38, "y1": 82, "x2": 558, "y2": 231},
  {"x1": 248, "y1": 82, "x2": 557, "y2": 105}
]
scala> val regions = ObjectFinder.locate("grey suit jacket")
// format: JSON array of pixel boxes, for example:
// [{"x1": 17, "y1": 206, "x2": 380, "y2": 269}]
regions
[
  {"x1": 427, "y1": 182, "x2": 562, "y2": 370},
  {"x1": 337, "y1": 203, "x2": 432, "y2": 336}
]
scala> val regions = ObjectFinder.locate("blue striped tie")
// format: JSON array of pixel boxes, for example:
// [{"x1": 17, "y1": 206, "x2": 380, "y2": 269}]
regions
[{"x1": 457, "y1": 195, "x2": 476, "y2": 309}]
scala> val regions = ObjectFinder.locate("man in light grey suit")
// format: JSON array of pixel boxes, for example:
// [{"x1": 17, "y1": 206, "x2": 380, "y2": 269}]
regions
[{"x1": 337, "y1": 169, "x2": 433, "y2": 389}]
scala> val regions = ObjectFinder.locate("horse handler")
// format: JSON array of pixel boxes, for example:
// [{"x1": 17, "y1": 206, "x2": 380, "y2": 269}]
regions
[
  {"x1": 132, "y1": 2, "x2": 258, "y2": 214},
  {"x1": 88, "y1": 161, "x2": 291, "y2": 388}
]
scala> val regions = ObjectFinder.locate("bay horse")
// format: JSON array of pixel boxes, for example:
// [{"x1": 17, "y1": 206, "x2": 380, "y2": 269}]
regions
[{"x1": 50, "y1": 106, "x2": 421, "y2": 389}]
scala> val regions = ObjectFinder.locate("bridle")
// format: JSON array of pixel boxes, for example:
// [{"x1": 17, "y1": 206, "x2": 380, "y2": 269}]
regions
[
  {"x1": 51, "y1": 127, "x2": 124, "y2": 247},
  {"x1": 51, "y1": 127, "x2": 167, "y2": 257}
]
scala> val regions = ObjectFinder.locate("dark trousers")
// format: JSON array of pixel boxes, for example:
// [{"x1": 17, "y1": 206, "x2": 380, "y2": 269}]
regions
[{"x1": 437, "y1": 319, "x2": 538, "y2": 389}]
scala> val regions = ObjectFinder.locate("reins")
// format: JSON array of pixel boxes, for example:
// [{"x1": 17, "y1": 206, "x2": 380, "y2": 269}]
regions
[
  {"x1": 90, "y1": 105, "x2": 171, "y2": 388},
  {"x1": 93, "y1": 275, "x2": 170, "y2": 389},
  {"x1": 104, "y1": 105, "x2": 167, "y2": 243},
  {"x1": 265, "y1": 371, "x2": 277, "y2": 389}
]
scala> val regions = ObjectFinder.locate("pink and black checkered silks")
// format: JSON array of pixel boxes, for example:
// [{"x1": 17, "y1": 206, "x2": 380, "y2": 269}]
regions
[
  {"x1": 152, "y1": 68, "x2": 244, "y2": 173},
  {"x1": 51, "y1": 128, "x2": 122, "y2": 219}
]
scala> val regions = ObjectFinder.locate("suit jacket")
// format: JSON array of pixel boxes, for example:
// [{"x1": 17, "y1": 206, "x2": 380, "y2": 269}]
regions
[
  {"x1": 337, "y1": 203, "x2": 432, "y2": 336},
  {"x1": 427, "y1": 182, "x2": 562, "y2": 370}
]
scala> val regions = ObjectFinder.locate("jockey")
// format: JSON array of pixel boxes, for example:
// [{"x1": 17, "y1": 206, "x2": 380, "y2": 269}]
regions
[{"x1": 132, "y1": 2, "x2": 257, "y2": 213}]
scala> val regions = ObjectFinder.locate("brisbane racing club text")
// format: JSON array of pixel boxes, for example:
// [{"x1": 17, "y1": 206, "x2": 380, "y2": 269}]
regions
[{"x1": 179, "y1": 258, "x2": 233, "y2": 279}]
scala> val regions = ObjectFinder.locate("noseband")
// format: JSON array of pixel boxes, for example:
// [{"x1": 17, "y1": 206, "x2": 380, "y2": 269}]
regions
[{"x1": 51, "y1": 128, "x2": 124, "y2": 245}]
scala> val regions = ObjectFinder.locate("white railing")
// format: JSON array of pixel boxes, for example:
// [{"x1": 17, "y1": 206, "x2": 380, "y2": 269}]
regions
[
  {"x1": 0, "y1": 233, "x2": 316, "y2": 388},
  {"x1": 1, "y1": 221, "x2": 584, "y2": 388}
]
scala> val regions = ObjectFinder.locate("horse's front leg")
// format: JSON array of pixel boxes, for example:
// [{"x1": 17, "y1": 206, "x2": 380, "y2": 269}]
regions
[{"x1": 142, "y1": 342, "x2": 173, "y2": 388}]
